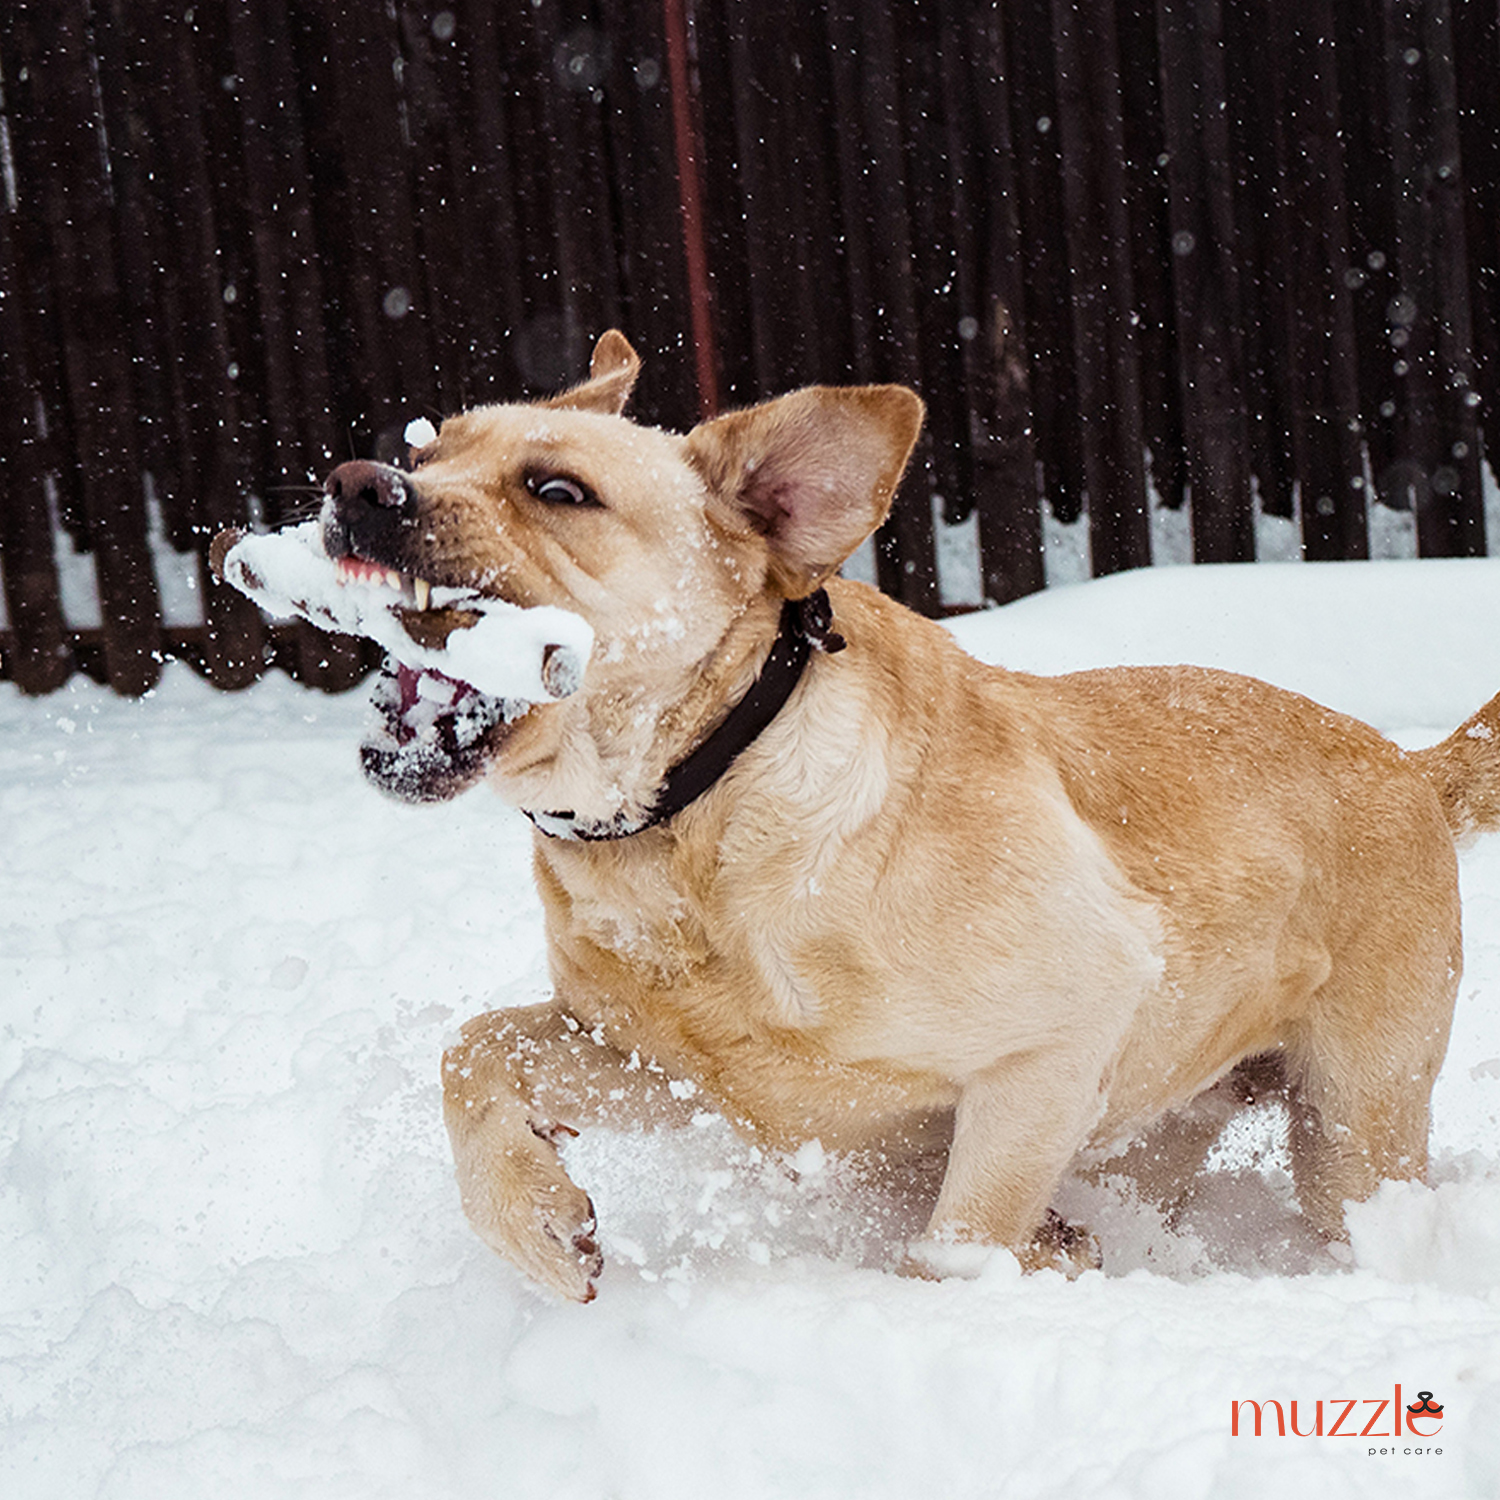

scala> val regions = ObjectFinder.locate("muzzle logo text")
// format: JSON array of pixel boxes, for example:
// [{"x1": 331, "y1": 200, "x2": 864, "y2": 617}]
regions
[{"x1": 1230, "y1": 1384, "x2": 1444, "y2": 1452}]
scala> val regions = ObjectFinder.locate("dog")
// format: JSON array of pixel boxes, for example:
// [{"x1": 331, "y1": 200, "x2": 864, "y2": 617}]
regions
[{"x1": 316, "y1": 330, "x2": 1499, "y2": 1301}]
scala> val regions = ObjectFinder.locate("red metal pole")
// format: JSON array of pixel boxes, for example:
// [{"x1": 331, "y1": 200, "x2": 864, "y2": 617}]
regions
[{"x1": 662, "y1": 0, "x2": 719, "y2": 418}]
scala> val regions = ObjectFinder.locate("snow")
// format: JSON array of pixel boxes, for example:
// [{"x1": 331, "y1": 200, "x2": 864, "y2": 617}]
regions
[
  {"x1": 221, "y1": 521, "x2": 593, "y2": 703},
  {"x1": 5, "y1": 559, "x2": 1500, "y2": 1499},
  {"x1": 946, "y1": 555, "x2": 1500, "y2": 731}
]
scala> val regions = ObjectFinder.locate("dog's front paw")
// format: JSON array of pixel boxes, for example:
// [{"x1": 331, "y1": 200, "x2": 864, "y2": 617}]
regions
[
  {"x1": 453, "y1": 1132, "x2": 605, "y2": 1302},
  {"x1": 898, "y1": 1236, "x2": 1004, "y2": 1281},
  {"x1": 527, "y1": 1180, "x2": 604, "y2": 1303},
  {"x1": 900, "y1": 1208, "x2": 1102, "y2": 1282}
]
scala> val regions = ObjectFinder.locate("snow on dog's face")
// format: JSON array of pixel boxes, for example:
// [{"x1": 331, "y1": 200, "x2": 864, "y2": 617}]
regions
[{"x1": 318, "y1": 333, "x2": 756, "y2": 811}]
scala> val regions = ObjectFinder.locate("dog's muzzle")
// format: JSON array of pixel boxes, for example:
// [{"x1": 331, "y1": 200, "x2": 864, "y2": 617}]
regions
[{"x1": 321, "y1": 459, "x2": 421, "y2": 567}]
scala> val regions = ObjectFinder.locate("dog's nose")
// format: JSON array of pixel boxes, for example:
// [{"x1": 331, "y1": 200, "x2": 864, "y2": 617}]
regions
[
  {"x1": 322, "y1": 459, "x2": 422, "y2": 564},
  {"x1": 324, "y1": 459, "x2": 418, "y2": 518}
]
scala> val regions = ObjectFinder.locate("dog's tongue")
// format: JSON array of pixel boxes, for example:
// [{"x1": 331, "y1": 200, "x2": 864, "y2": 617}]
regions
[
  {"x1": 394, "y1": 662, "x2": 479, "y2": 741},
  {"x1": 396, "y1": 661, "x2": 464, "y2": 706},
  {"x1": 397, "y1": 662, "x2": 426, "y2": 715}
]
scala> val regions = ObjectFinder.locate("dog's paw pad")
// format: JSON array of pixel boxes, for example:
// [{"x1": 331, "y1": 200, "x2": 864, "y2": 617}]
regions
[
  {"x1": 572, "y1": 1219, "x2": 600, "y2": 1263},
  {"x1": 533, "y1": 1192, "x2": 604, "y2": 1301}
]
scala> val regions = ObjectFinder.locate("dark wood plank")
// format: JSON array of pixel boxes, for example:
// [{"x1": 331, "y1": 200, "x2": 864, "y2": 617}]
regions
[
  {"x1": 1007, "y1": 0, "x2": 1085, "y2": 529},
  {"x1": 90, "y1": 0, "x2": 196, "y2": 550},
  {"x1": 1154, "y1": 0, "x2": 1254, "y2": 562},
  {"x1": 1380, "y1": 0, "x2": 1484, "y2": 556},
  {"x1": 160, "y1": 0, "x2": 267, "y2": 688},
  {"x1": 226, "y1": 0, "x2": 367, "y2": 689},
  {"x1": 532, "y1": 2, "x2": 624, "y2": 374},
  {"x1": 1452, "y1": 0, "x2": 1500, "y2": 457},
  {"x1": 822, "y1": 0, "x2": 937, "y2": 612},
  {"x1": 1221, "y1": 0, "x2": 1296, "y2": 523},
  {"x1": 590, "y1": 0, "x2": 701, "y2": 425},
  {"x1": 414, "y1": 0, "x2": 528, "y2": 406},
  {"x1": 1049, "y1": 0, "x2": 1152, "y2": 576},
  {"x1": 1332, "y1": 0, "x2": 1400, "y2": 519},
  {"x1": 1273, "y1": 0, "x2": 1368, "y2": 561},
  {"x1": 943, "y1": 0, "x2": 1044, "y2": 604},
  {"x1": 1118, "y1": 0, "x2": 1184, "y2": 518},
  {"x1": 309, "y1": 0, "x2": 438, "y2": 441},
  {"x1": 899, "y1": 0, "x2": 973, "y2": 537},
  {"x1": 8, "y1": 0, "x2": 162, "y2": 694},
  {"x1": 0, "y1": 183, "x2": 72, "y2": 692}
]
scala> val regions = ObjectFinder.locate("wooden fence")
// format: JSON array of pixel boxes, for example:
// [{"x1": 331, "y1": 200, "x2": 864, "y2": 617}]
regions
[{"x1": 1, "y1": 0, "x2": 1496, "y2": 696}]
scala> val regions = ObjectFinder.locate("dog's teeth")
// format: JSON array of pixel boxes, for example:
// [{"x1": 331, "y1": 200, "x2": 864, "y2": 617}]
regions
[
  {"x1": 413, "y1": 577, "x2": 431, "y2": 611},
  {"x1": 386, "y1": 569, "x2": 403, "y2": 591}
]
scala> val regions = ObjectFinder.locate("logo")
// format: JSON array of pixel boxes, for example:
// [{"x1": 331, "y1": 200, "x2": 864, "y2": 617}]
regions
[
  {"x1": 1229, "y1": 1384, "x2": 1444, "y2": 1447},
  {"x1": 1407, "y1": 1390, "x2": 1444, "y2": 1419}
]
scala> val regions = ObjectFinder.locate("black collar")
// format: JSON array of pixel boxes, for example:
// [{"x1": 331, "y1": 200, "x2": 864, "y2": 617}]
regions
[{"x1": 524, "y1": 589, "x2": 845, "y2": 843}]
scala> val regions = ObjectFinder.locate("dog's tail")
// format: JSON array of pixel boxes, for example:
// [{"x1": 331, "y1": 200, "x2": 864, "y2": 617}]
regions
[{"x1": 1413, "y1": 692, "x2": 1500, "y2": 842}]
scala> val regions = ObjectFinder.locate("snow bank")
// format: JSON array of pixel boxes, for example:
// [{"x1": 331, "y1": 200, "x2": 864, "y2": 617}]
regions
[
  {"x1": 949, "y1": 557, "x2": 1500, "y2": 733},
  {"x1": 3, "y1": 560, "x2": 1500, "y2": 1499}
]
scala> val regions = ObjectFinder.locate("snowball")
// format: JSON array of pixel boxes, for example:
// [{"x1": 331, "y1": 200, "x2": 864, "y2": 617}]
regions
[{"x1": 219, "y1": 521, "x2": 592, "y2": 702}]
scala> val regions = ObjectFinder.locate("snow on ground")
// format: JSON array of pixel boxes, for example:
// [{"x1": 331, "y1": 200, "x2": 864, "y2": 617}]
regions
[{"x1": 4, "y1": 559, "x2": 1500, "y2": 1499}]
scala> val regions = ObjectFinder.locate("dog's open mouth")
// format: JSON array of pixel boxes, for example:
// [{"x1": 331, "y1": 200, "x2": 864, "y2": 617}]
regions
[
  {"x1": 210, "y1": 519, "x2": 593, "y2": 806},
  {"x1": 360, "y1": 655, "x2": 524, "y2": 804},
  {"x1": 337, "y1": 557, "x2": 528, "y2": 805}
]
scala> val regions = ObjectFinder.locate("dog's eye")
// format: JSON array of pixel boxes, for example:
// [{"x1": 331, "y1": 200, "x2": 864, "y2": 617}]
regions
[{"x1": 527, "y1": 473, "x2": 600, "y2": 508}]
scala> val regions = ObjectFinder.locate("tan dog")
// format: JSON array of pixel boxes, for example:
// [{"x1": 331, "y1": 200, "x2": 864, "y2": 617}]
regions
[{"x1": 318, "y1": 331, "x2": 1499, "y2": 1301}]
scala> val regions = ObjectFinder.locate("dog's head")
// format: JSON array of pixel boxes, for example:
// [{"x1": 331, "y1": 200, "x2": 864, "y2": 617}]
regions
[{"x1": 320, "y1": 331, "x2": 924, "y2": 816}]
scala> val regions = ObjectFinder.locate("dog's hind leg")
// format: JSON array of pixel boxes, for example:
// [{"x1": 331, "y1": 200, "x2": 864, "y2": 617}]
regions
[
  {"x1": 442, "y1": 1001, "x2": 696, "y2": 1301},
  {"x1": 1282, "y1": 998, "x2": 1452, "y2": 1243},
  {"x1": 1281, "y1": 923, "x2": 1459, "y2": 1242}
]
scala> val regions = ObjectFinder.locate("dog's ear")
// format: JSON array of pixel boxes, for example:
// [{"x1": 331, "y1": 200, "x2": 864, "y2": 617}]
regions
[
  {"x1": 545, "y1": 330, "x2": 642, "y2": 416},
  {"x1": 686, "y1": 385, "x2": 925, "y2": 596}
]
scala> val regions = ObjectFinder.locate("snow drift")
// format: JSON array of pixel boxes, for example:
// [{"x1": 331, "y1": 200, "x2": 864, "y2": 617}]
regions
[{"x1": 3, "y1": 559, "x2": 1499, "y2": 1499}]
